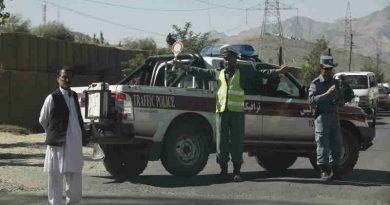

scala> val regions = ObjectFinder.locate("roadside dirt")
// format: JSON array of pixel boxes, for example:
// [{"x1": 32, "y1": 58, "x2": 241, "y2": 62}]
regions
[{"x1": 0, "y1": 132, "x2": 101, "y2": 194}]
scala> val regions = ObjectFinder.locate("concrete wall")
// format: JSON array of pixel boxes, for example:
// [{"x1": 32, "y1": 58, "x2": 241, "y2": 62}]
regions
[{"x1": 0, "y1": 33, "x2": 142, "y2": 130}]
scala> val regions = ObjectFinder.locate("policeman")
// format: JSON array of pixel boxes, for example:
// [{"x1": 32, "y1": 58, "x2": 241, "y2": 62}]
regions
[
  {"x1": 308, "y1": 55, "x2": 344, "y2": 181},
  {"x1": 338, "y1": 74, "x2": 354, "y2": 103},
  {"x1": 175, "y1": 44, "x2": 293, "y2": 182}
]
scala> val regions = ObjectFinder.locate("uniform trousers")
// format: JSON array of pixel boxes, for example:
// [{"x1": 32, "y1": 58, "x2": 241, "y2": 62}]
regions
[
  {"x1": 314, "y1": 113, "x2": 343, "y2": 166},
  {"x1": 48, "y1": 171, "x2": 82, "y2": 205},
  {"x1": 216, "y1": 110, "x2": 245, "y2": 165}
]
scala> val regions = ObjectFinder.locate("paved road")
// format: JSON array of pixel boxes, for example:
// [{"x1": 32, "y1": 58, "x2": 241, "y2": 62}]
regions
[{"x1": 1, "y1": 112, "x2": 389, "y2": 205}]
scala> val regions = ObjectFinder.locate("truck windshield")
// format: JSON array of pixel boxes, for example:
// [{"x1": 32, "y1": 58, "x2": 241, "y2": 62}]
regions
[
  {"x1": 344, "y1": 75, "x2": 368, "y2": 89},
  {"x1": 379, "y1": 87, "x2": 386, "y2": 94}
]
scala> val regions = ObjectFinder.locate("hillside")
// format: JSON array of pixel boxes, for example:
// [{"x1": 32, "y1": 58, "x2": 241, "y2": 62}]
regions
[{"x1": 210, "y1": 4, "x2": 390, "y2": 81}]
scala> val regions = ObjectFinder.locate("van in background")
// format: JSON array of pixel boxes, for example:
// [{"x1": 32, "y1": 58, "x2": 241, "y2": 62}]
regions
[{"x1": 334, "y1": 72, "x2": 379, "y2": 125}]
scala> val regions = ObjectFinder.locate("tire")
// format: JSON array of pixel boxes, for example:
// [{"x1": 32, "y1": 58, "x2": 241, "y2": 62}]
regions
[
  {"x1": 161, "y1": 123, "x2": 210, "y2": 177},
  {"x1": 255, "y1": 153, "x2": 297, "y2": 173},
  {"x1": 309, "y1": 128, "x2": 359, "y2": 175},
  {"x1": 100, "y1": 144, "x2": 148, "y2": 181}
]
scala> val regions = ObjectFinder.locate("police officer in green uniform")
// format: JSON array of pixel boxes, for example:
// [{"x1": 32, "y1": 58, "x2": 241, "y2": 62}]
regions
[
  {"x1": 338, "y1": 74, "x2": 354, "y2": 103},
  {"x1": 309, "y1": 55, "x2": 344, "y2": 181},
  {"x1": 175, "y1": 45, "x2": 293, "y2": 182}
]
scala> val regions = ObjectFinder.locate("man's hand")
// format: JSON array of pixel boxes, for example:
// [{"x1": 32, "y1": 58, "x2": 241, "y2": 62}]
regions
[
  {"x1": 318, "y1": 84, "x2": 336, "y2": 100},
  {"x1": 326, "y1": 85, "x2": 336, "y2": 95},
  {"x1": 275, "y1": 65, "x2": 295, "y2": 74}
]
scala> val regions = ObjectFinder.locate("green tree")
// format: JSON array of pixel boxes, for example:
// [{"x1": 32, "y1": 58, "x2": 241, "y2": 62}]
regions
[
  {"x1": 361, "y1": 57, "x2": 384, "y2": 83},
  {"x1": 170, "y1": 22, "x2": 219, "y2": 53},
  {"x1": 0, "y1": 14, "x2": 31, "y2": 33},
  {"x1": 32, "y1": 21, "x2": 74, "y2": 41},
  {"x1": 120, "y1": 37, "x2": 157, "y2": 75},
  {"x1": 121, "y1": 37, "x2": 157, "y2": 51},
  {"x1": 121, "y1": 53, "x2": 145, "y2": 76},
  {"x1": 299, "y1": 38, "x2": 329, "y2": 85},
  {"x1": 119, "y1": 38, "x2": 170, "y2": 75},
  {"x1": 0, "y1": 0, "x2": 10, "y2": 25},
  {"x1": 99, "y1": 31, "x2": 105, "y2": 44}
]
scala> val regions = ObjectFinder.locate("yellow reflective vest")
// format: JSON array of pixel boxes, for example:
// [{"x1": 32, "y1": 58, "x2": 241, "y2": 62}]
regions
[{"x1": 216, "y1": 69, "x2": 244, "y2": 112}]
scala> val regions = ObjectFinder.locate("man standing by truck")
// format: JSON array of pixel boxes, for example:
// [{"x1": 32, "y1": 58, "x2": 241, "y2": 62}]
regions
[
  {"x1": 309, "y1": 55, "x2": 344, "y2": 181},
  {"x1": 175, "y1": 44, "x2": 293, "y2": 182},
  {"x1": 39, "y1": 66, "x2": 88, "y2": 205}
]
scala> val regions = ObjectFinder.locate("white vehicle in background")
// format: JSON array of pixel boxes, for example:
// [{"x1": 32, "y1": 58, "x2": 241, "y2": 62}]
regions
[{"x1": 334, "y1": 72, "x2": 379, "y2": 125}]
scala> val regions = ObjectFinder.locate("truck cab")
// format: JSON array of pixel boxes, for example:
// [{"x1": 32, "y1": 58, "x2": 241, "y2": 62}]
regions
[{"x1": 74, "y1": 53, "x2": 375, "y2": 181}]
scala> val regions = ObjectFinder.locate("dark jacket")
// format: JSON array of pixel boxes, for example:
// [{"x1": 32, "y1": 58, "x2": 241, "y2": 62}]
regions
[
  {"x1": 45, "y1": 89, "x2": 87, "y2": 146},
  {"x1": 308, "y1": 75, "x2": 343, "y2": 114}
]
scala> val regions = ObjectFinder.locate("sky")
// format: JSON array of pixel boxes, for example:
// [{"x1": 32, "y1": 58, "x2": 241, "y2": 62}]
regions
[{"x1": 4, "y1": 0, "x2": 390, "y2": 46}]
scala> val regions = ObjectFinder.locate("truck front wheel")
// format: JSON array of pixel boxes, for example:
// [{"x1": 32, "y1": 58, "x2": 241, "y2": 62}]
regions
[
  {"x1": 255, "y1": 153, "x2": 297, "y2": 173},
  {"x1": 100, "y1": 144, "x2": 148, "y2": 182},
  {"x1": 161, "y1": 124, "x2": 210, "y2": 177},
  {"x1": 309, "y1": 128, "x2": 359, "y2": 176}
]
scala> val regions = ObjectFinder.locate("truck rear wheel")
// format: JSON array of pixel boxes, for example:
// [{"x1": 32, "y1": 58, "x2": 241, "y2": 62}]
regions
[
  {"x1": 255, "y1": 153, "x2": 297, "y2": 173},
  {"x1": 309, "y1": 128, "x2": 359, "y2": 175},
  {"x1": 161, "y1": 123, "x2": 210, "y2": 177},
  {"x1": 100, "y1": 144, "x2": 148, "y2": 181}
]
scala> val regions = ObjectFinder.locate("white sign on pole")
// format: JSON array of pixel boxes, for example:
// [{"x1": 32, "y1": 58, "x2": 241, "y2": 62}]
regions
[{"x1": 171, "y1": 41, "x2": 184, "y2": 57}]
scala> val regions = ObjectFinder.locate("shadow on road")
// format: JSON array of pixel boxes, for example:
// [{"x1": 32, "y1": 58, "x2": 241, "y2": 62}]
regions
[
  {"x1": 375, "y1": 121, "x2": 388, "y2": 125},
  {"x1": 94, "y1": 173, "x2": 235, "y2": 186},
  {"x1": 249, "y1": 168, "x2": 390, "y2": 187},
  {"x1": 0, "y1": 142, "x2": 45, "y2": 149},
  {"x1": 377, "y1": 111, "x2": 390, "y2": 117},
  {"x1": 93, "y1": 168, "x2": 390, "y2": 188},
  {"x1": 0, "y1": 193, "x2": 314, "y2": 205},
  {"x1": 0, "y1": 153, "x2": 44, "y2": 160},
  {"x1": 0, "y1": 153, "x2": 44, "y2": 167}
]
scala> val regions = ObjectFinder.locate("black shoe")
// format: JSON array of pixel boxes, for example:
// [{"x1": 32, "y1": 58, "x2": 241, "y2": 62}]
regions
[
  {"x1": 233, "y1": 174, "x2": 243, "y2": 182},
  {"x1": 320, "y1": 171, "x2": 332, "y2": 181},
  {"x1": 319, "y1": 165, "x2": 332, "y2": 182}
]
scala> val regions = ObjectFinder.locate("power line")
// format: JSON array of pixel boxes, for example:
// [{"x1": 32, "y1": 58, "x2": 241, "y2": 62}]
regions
[
  {"x1": 193, "y1": 0, "x2": 247, "y2": 10},
  {"x1": 40, "y1": 0, "x2": 165, "y2": 36},
  {"x1": 344, "y1": 0, "x2": 353, "y2": 71},
  {"x1": 84, "y1": 0, "x2": 220, "y2": 12},
  {"x1": 247, "y1": 0, "x2": 297, "y2": 63},
  {"x1": 42, "y1": 0, "x2": 46, "y2": 24}
]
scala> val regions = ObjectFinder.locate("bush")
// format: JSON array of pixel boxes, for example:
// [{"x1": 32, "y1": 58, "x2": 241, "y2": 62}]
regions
[
  {"x1": 0, "y1": 14, "x2": 30, "y2": 33},
  {"x1": 32, "y1": 21, "x2": 74, "y2": 41},
  {"x1": 0, "y1": 124, "x2": 30, "y2": 135}
]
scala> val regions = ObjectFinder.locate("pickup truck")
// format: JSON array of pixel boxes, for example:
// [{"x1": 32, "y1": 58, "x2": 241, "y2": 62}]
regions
[{"x1": 73, "y1": 53, "x2": 375, "y2": 181}]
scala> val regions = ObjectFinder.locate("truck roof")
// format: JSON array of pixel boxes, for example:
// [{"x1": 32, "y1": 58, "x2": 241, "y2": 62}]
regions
[{"x1": 334, "y1": 71, "x2": 375, "y2": 76}]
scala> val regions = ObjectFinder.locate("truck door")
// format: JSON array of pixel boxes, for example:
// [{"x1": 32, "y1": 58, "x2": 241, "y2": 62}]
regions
[
  {"x1": 244, "y1": 95, "x2": 263, "y2": 139},
  {"x1": 260, "y1": 74, "x2": 315, "y2": 141}
]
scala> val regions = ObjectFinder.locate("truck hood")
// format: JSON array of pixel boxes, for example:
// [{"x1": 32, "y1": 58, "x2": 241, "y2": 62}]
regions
[{"x1": 352, "y1": 89, "x2": 369, "y2": 97}]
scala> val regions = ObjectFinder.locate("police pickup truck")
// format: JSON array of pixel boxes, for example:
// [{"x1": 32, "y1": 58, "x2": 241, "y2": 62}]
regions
[{"x1": 73, "y1": 53, "x2": 375, "y2": 181}]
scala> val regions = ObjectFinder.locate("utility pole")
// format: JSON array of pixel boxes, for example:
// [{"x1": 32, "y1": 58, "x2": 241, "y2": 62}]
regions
[
  {"x1": 246, "y1": 0, "x2": 297, "y2": 64},
  {"x1": 57, "y1": 6, "x2": 60, "y2": 22},
  {"x1": 344, "y1": 1, "x2": 353, "y2": 71},
  {"x1": 349, "y1": 33, "x2": 353, "y2": 72},
  {"x1": 42, "y1": 0, "x2": 47, "y2": 24},
  {"x1": 375, "y1": 40, "x2": 382, "y2": 74}
]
